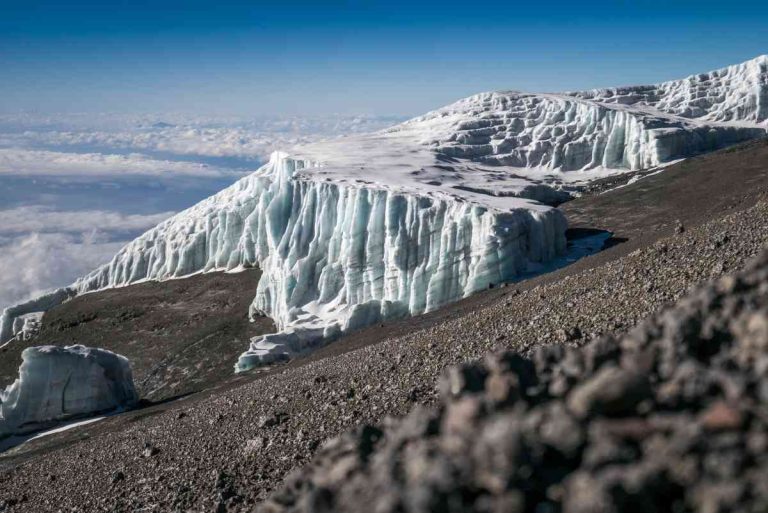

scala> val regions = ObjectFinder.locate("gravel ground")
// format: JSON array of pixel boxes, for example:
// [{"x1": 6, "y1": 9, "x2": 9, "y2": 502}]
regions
[
  {"x1": 0, "y1": 270, "x2": 274, "y2": 401},
  {"x1": 0, "y1": 193, "x2": 766, "y2": 511},
  {"x1": 263, "y1": 249, "x2": 768, "y2": 513}
]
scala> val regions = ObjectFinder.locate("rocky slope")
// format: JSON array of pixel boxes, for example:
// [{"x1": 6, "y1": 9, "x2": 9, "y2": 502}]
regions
[{"x1": 263, "y1": 250, "x2": 768, "y2": 513}]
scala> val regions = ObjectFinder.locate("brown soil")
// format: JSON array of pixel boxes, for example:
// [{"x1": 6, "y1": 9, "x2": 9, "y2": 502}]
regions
[
  {"x1": 564, "y1": 138, "x2": 768, "y2": 239},
  {"x1": 0, "y1": 270, "x2": 275, "y2": 401}
]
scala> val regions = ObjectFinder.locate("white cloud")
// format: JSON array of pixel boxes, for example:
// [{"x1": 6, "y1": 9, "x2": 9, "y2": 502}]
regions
[
  {"x1": 0, "y1": 232, "x2": 124, "y2": 309},
  {"x1": 0, "y1": 208, "x2": 175, "y2": 310},
  {"x1": 0, "y1": 206, "x2": 174, "y2": 235},
  {"x1": 0, "y1": 112, "x2": 403, "y2": 135},
  {"x1": 0, "y1": 113, "x2": 405, "y2": 163},
  {"x1": 0, "y1": 148, "x2": 243, "y2": 178}
]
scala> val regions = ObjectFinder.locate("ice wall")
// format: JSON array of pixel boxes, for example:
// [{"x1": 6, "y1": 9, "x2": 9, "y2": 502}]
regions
[
  {"x1": 0, "y1": 345, "x2": 138, "y2": 437},
  {"x1": 571, "y1": 55, "x2": 768, "y2": 124},
  {"x1": 401, "y1": 92, "x2": 766, "y2": 172},
  {"x1": 70, "y1": 153, "x2": 566, "y2": 369}
]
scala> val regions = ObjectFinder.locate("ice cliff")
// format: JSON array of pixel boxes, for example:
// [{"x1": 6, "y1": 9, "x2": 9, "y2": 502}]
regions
[
  {"x1": 0, "y1": 345, "x2": 138, "y2": 437},
  {"x1": 404, "y1": 92, "x2": 764, "y2": 172},
  {"x1": 571, "y1": 55, "x2": 768, "y2": 125},
  {"x1": 70, "y1": 153, "x2": 567, "y2": 369},
  {"x1": 2, "y1": 56, "x2": 767, "y2": 368}
]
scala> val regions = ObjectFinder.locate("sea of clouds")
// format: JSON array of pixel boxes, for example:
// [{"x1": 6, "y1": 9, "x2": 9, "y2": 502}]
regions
[{"x1": 0, "y1": 113, "x2": 403, "y2": 311}]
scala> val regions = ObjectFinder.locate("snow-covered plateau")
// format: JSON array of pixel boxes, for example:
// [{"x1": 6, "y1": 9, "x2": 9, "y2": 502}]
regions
[
  {"x1": 2, "y1": 56, "x2": 767, "y2": 369},
  {"x1": 0, "y1": 345, "x2": 137, "y2": 437}
]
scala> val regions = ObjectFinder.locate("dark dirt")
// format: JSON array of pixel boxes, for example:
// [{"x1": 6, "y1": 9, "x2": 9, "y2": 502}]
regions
[
  {"x1": 0, "y1": 141, "x2": 766, "y2": 512},
  {"x1": 563, "y1": 137, "x2": 768, "y2": 240},
  {"x1": 0, "y1": 270, "x2": 275, "y2": 401}
]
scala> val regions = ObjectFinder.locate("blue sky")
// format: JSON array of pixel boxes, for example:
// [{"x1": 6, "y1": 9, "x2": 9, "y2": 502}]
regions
[{"x1": 2, "y1": 0, "x2": 768, "y2": 116}]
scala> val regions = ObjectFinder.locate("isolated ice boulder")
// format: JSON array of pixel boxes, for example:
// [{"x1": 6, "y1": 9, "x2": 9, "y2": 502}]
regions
[
  {"x1": 0, "y1": 287, "x2": 75, "y2": 346},
  {"x1": 0, "y1": 345, "x2": 138, "y2": 437}
]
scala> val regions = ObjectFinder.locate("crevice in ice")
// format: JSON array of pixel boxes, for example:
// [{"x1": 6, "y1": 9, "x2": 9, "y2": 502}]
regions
[{"x1": 60, "y1": 372, "x2": 73, "y2": 415}]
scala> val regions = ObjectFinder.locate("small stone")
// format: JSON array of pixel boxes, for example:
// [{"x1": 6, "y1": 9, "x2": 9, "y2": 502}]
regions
[
  {"x1": 567, "y1": 365, "x2": 651, "y2": 418},
  {"x1": 538, "y1": 404, "x2": 584, "y2": 458},
  {"x1": 439, "y1": 363, "x2": 488, "y2": 398},
  {"x1": 142, "y1": 443, "x2": 160, "y2": 458},
  {"x1": 244, "y1": 437, "x2": 266, "y2": 455},
  {"x1": 485, "y1": 373, "x2": 520, "y2": 405},
  {"x1": 555, "y1": 327, "x2": 582, "y2": 343},
  {"x1": 442, "y1": 397, "x2": 482, "y2": 434},
  {"x1": 258, "y1": 415, "x2": 278, "y2": 428},
  {"x1": 258, "y1": 412, "x2": 287, "y2": 428},
  {"x1": 732, "y1": 312, "x2": 768, "y2": 362},
  {"x1": 700, "y1": 401, "x2": 743, "y2": 431},
  {"x1": 111, "y1": 471, "x2": 125, "y2": 484}
]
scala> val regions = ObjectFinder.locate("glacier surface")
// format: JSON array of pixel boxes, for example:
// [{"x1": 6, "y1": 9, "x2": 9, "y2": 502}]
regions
[
  {"x1": 2, "y1": 55, "x2": 767, "y2": 368},
  {"x1": 0, "y1": 345, "x2": 138, "y2": 437}
]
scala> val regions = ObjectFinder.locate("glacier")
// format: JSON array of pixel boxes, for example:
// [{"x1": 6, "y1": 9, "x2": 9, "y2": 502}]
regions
[
  {"x1": 2, "y1": 55, "x2": 767, "y2": 368},
  {"x1": 70, "y1": 152, "x2": 567, "y2": 369},
  {"x1": 570, "y1": 55, "x2": 768, "y2": 125},
  {"x1": 0, "y1": 345, "x2": 138, "y2": 437},
  {"x1": 409, "y1": 92, "x2": 764, "y2": 172}
]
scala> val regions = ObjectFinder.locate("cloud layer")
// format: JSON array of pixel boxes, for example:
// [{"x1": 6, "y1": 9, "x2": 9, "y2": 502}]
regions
[
  {"x1": 0, "y1": 206, "x2": 174, "y2": 235},
  {"x1": 0, "y1": 208, "x2": 177, "y2": 308},
  {"x1": 0, "y1": 113, "x2": 403, "y2": 163},
  {"x1": 0, "y1": 233, "x2": 123, "y2": 308},
  {"x1": 0, "y1": 148, "x2": 240, "y2": 178}
]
